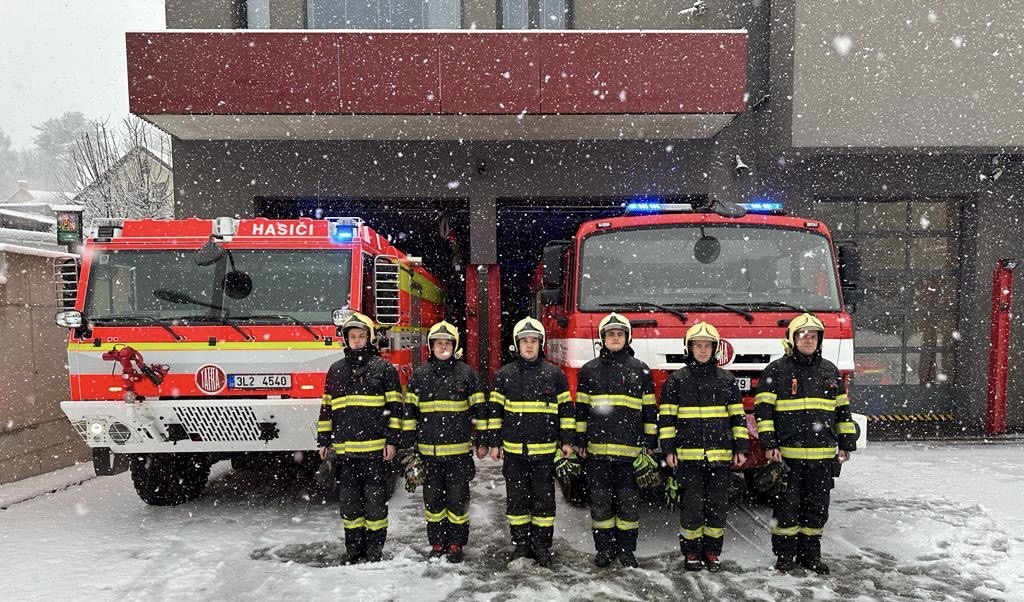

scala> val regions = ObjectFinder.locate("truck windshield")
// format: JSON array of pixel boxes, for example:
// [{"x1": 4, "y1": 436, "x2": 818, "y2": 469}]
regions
[
  {"x1": 83, "y1": 248, "x2": 352, "y2": 324},
  {"x1": 577, "y1": 225, "x2": 841, "y2": 312}
]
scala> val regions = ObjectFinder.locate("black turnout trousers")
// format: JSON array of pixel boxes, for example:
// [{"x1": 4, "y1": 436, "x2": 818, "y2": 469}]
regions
[
  {"x1": 336, "y1": 455, "x2": 390, "y2": 552},
  {"x1": 503, "y1": 453, "x2": 556, "y2": 549},
  {"x1": 422, "y1": 455, "x2": 475, "y2": 547}
]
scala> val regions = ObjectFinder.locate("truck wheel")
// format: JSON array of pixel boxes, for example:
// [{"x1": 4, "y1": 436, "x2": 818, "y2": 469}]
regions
[{"x1": 130, "y1": 453, "x2": 210, "y2": 506}]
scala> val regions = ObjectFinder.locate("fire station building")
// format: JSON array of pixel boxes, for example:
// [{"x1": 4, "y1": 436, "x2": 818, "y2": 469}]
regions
[{"x1": 131, "y1": 0, "x2": 1024, "y2": 434}]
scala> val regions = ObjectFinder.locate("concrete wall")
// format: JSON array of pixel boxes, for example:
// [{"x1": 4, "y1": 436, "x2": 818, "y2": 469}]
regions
[
  {"x1": 0, "y1": 250, "x2": 89, "y2": 484},
  {"x1": 166, "y1": 0, "x2": 243, "y2": 28},
  {"x1": 792, "y1": 0, "x2": 1024, "y2": 148}
]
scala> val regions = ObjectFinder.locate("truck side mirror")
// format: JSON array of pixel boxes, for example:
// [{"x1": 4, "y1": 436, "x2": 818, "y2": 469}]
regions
[
  {"x1": 539, "y1": 288, "x2": 563, "y2": 306},
  {"x1": 542, "y1": 241, "x2": 570, "y2": 289},
  {"x1": 837, "y1": 242, "x2": 861, "y2": 311}
]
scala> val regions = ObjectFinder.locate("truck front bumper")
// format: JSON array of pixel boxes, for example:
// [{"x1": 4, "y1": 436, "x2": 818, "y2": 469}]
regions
[{"x1": 60, "y1": 398, "x2": 320, "y2": 453}]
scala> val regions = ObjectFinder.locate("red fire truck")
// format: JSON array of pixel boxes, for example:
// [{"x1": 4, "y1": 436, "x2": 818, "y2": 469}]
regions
[
  {"x1": 534, "y1": 199, "x2": 859, "y2": 497},
  {"x1": 55, "y1": 216, "x2": 443, "y2": 505}
]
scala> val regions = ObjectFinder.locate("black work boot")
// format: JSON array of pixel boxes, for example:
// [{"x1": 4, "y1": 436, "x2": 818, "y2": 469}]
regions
[
  {"x1": 363, "y1": 544, "x2": 384, "y2": 563},
  {"x1": 703, "y1": 553, "x2": 722, "y2": 573},
  {"x1": 594, "y1": 549, "x2": 616, "y2": 568},
  {"x1": 509, "y1": 544, "x2": 533, "y2": 564},
  {"x1": 533, "y1": 546, "x2": 553, "y2": 568},
  {"x1": 340, "y1": 549, "x2": 364, "y2": 565},
  {"x1": 447, "y1": 544, "x2": 465, "y2": 564},
  {"x1": 684, "y1": 553, "x2": 703, "y2": 571},
  {"x1": 799, "y1": 554, "x2": 830, "y2": 575},
  {"x1": 618, "y1": 550, "x2": 639, "y2": 568},
  {"x1": 774, "y1": 555, "x2": 798, "y2": 573},
  {"x1": 427, "y1": 544, "x2": 446, "y2": 559}
]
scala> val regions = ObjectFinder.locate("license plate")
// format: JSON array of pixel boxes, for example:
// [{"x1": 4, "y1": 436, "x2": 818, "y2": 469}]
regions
[
  {"x1": 228, "y1": 374, "x2": 292, "y2": 389},
  {"x1": 736, "y1": 377, "x2": 752, "y2": 392}
]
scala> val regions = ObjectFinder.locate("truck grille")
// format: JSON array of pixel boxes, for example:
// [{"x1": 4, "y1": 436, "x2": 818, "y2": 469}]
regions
[{"x1": 173, "y1": 405, "x2": 262, "y2": 441}]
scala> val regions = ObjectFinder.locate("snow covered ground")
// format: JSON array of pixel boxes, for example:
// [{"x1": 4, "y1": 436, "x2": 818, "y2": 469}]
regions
[{"x1": 1, "y1": 441, "x2": 1021, "y2": 602}]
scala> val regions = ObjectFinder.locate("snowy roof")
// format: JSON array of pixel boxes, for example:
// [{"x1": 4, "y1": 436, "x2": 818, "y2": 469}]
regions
[
  {"x1": 0, "y1": 226, "x2": 66, "y2": 252},
  {"x1": 0, "y1": 243, "x2": 77, "y2": 259},
  {"x1": 72, "y1": 145, "x2": 172, "y2": 202},
  {"x1": 0, "y1": 208, "x2": 56, "y2": 225}
]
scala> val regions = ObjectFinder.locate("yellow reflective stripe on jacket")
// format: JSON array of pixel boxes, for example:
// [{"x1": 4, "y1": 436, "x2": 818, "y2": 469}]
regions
[
  {"x1": 774, "y1": 397, "x2": 836, "y2": 412},
  {"x1": 388, "y1": 417, "x2": 402, "y2": 430},
  {"x1": 754, "y1": 392, "x2": 777, "y2": 406},
  {"x1": 757, "y1": 419, "x2": 775, "y2": 433},
  {"x1": 503, "y1": 400, "x2": 558, "y2": 414},
  {"x1": 503, "y1": 440, "x2": 557, "y2": 455},
  {"x1": 732, "y1": 426, "x2": 749, "y2": 439},
  {"x1": 835, "y1": 393, "x2": 850, "y2": 407},
  {"x1": 317, "y1": 420, "x2": 332, "y2": 433},
  {"x1": 837, "y1": 421, "x2": 858, "y2": 434},
  {"x1": 557, "y1": 391, "x2": 572, "y2": 405},
  {"x1": 703, "y1": 525, "x2": 724, "y2": 539},
  {"x1": 779, "y1": 446, "x2": 836, "y2": 460},
  {"x1": 401, "y1": 419, "x2": 417, "y2": 432},
  {"x1": 587, "y1": 442, "x2": 641, "y2": 457},
  {"x1": 659, "y1": 403, "x2": 679, "y2": 416},
  {"x1": 531, "y1": 515, "x2": 555, "y2": 527},
  {"x1": 418, "y1": 441, "x2": 473, "y2": 456},
  {"x1": 419, "y1": 399, "x2": 471, "y2": 413},
  {"x1": 677, "y1": 406, "x2": 729, "y2": 419},
  {"x1": 680, "y1": 526, "x2": 703, "y2": 540},
  {"x1": 588, "y1": 394, "x2": 643, "y2": 411},
  {"x1": 675, "y1": 448, "x2": 732, "y2": 462},
  {"x1": 644, "y1": 423, "x2": 658, "y2": 435},
  {"x1": 332, "y1": 438, "x2": 387, "y2": 454},
  {"x1": 469, "y1": 392, "x2": 486, "y2": 406},
  {"x1": 490, "y1": 391, "x2": 508, "y2": 404},
  {"x1": 331, "y1": 394, "x2": 386, "y2": 409},
  {"x1": 575, "y1": 421, "x2": 588, "y2": 433},
  {"x1": 321, "y1": 394, "x2": 331, "y2": 406},
  {"x1": 385, "y1": 391, "x2": 402, "y2": 403},
  {"x1": 405, "y1": 392, "x2": 420, "y2": 407},
  {"x1": 489, "y1": 418, "x2": 503, "y2": 430},
  {"x1": 592, "y1": 518, "x2": 615, "y2": 530},
  {"x1": 727, "y1": 403, "x2": 745, "y2": 416},
  {"x1": 576, "y1": 392, "x2": 592, "y2": 405},
  {"x1": 560, "y1": 417, "x2": 576, "y2": 430},
  {"x1": 659, "y1": 426, "x2": 677, "y2": 439},
  {"x1": 642, "y1": 393, "x2": 656, "y2": 406},
  {"x1": 615, "y1": 517, "x2": 639, "y2": 530}
]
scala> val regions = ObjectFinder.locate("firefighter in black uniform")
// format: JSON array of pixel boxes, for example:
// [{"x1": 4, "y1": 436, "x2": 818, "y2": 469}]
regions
[
  {"x1": 576, "y1": 313, "x2": 658, "y2": 568},
  {"x1": 754, "y1": 313, "x2": 857, "y2": 575},
  {"x1": 317, "y1": 312, "x2": 403, "y2": 564},
  {"x1": 404, "y1": 321, "x2": 489, "y2": 564},
  {"x1": 488, "y1": 316, "x2": 575, "y2": 568},
  {"x1": 659, "y1": 322, "x2": 748, "y2": 572}
]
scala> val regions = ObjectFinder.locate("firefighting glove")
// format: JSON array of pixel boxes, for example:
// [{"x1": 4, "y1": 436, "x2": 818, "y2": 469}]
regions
[
  {"x1": 401, "y1": 452, "x2": 427, "y2": 493},
  {"x1": 633, "y1": 452, "x2": 662, "y2": 489},
  {"x1": 664, "y1": 476, "x2": 679, "y2": 508},
  {"x1": 554, "y1": 453, "x2": 582, "y2": 480},
  {"x1": 315, "y1": 448, "x2": 336, "y2": 487}
]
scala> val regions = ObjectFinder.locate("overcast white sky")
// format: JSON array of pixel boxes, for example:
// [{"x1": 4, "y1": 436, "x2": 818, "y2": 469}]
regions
[{"x1": 0, "y1": 0, "x2": 166, "y2": 149}]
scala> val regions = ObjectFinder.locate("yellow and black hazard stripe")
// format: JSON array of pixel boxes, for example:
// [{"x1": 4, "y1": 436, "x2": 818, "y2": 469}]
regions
[{"x1": 866, "y1": 413, "x2": 956, "y2": 423}]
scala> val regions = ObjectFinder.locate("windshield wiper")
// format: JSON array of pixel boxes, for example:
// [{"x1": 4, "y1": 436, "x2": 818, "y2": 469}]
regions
[
  {"x1": 232, "y1": 314, "x2": 322, "y2": 341},
  {"x1": 596, "y1": 302, "x2": 687, "y2": 323},
  {"x1": 168, "y1": 314, "x2": 254, "y2": 341},
  {"x1": 663, "y1": 302, "x2": 754, "y2": 323},
  {"x1": 86, "y1": 315, "x2": 184, "y2": 341},
  {"x1": 732, "y1": 301, "x2": 810, "y2": 313}
]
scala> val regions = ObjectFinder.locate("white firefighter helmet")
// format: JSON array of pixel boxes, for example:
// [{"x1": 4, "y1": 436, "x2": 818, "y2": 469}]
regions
[
  {"x1": 427, "y1": 320, "x2": 460, "y2": 350},
  {"x1": 598, "y1": 312, "x2": 632, "y2": 343},
  {"x1": 340, "y1": 311, "x2": 375, "y2": 342},
  {"x1": 786, "y1": 312, "x2": 825, "y2": 354},
  {"x1": 685, "y1": 322, "x2": 720, "y2": 358},
  {"x1": 512, "y1": 316, "x2": 545, "y2": 349}
]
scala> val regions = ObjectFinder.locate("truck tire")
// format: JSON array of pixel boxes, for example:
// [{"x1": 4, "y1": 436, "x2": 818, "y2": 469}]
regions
[{"x1": 130, "y1": 453, "x2": 210, "y2": 506}]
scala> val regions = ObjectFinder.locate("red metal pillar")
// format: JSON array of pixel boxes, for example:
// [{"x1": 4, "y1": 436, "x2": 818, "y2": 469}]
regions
[
  {"x1": 986, "y1": 259, "x2": 1017, "y2": 434},
  {"x1": 465, "y1": 264, "x2": 501, "y2": 386}
]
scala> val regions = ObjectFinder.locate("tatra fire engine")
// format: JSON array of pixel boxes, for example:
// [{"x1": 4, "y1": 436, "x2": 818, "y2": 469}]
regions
[{"x1": 55, "y1": 216, "x2": 443, "y2": 505}]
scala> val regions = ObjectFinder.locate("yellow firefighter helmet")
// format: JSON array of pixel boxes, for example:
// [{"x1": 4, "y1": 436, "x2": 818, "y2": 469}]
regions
[
  {"x1": 428, "y1": 320, "x2": 460, "y2": 350},
  {"x1": 340, "y1": 311, "x2": 375, "y2": 341},
  {"x1": 512, "y1": 316, "x2": 545, "y2": 348},
  {"x1": 685, "y1": 321, "x2": 721, "y2": 360},
  {"x1": 598, "y1": 312, "x2": 632, "y2": 343},
  {"x1": 785, "y1": 312, "x2": 825, "y2": 353}
]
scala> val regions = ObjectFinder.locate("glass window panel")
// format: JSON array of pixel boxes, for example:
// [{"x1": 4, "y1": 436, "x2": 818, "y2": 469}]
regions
[
  {"x1": 308, "y1": 0, "x2": 459, "y2": 29},
  {"x1": 247, "y1": 0, "x2": 270, "y2": 28},
  {"x1": 501, "y1": 0, "x2": 568, "y2": 29},
  {"x1": 910, "y1": 200, "x2": 958, "y2": 231},
  {"x1": 859, "y1": 201, "x2": 907, "y2": 232},
  {"x1": 910, "y1": 237, "x2": 955, "y2": 267},
  {"x1": 905, "y1": 312, "x2": 956, "y2": 348},
  {"x1": 855, "y1": 353, "x2": 903, "y2": 385},
  {"x1": 859, "y1": 237, "x2": 905, "y2": 267},
  {"x1": 857, "y1": 271, "x2": 905, "y2": 312},
  {"x1": 906, "y1": 274, "x2": 956, "y2": 309},
  {"x1": 810, "y1": 201, "x2": 857, "y2": 235},
  {"x1": 905, "y1": 352, "x2": 954, "y2": 386},
  {"x1": 854, "y1": 313, "x2": 903, "y2": 347}
]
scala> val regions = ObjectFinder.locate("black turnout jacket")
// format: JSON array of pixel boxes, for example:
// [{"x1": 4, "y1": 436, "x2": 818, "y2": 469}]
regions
[
  {"x1": 317, "y1": 345, "x2": 403, "y2": 456},
  {"x1": 404, "y1": 356, "x2": 488, "y2": 458}
]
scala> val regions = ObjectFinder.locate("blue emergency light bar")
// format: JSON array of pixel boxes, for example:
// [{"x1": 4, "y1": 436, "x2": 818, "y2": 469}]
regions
[
  {"x1": 326, "y1": 217, "x2": 363, "y2": 243},
  {"x1": 624, "y1": 201, "x2": 694, "y2": 214},
  {"x1": 740, "y1": 201, "x2": 785, "y2": 213}
]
